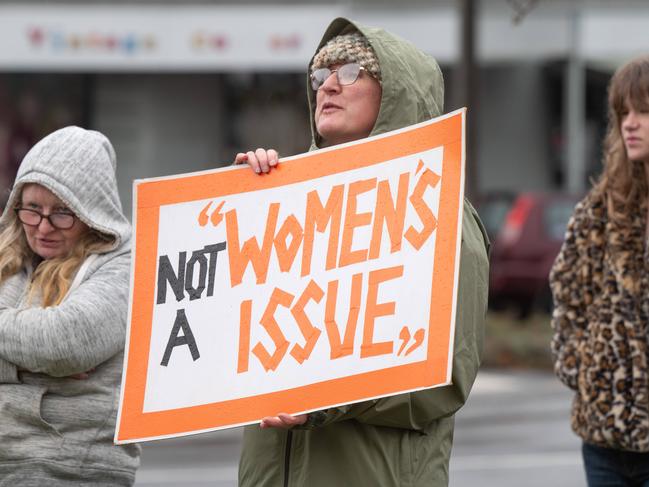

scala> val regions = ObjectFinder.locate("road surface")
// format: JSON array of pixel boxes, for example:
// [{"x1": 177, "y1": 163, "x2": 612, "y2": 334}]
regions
[{"x1": 135, "y1": 369, "x2": 585, "y2": 486}]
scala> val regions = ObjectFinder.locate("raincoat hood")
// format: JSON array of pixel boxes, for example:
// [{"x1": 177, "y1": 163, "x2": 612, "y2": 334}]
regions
[
  {"x1": 308, "y1": 17, "x2": 444, "y2": 149},
  {"x1": 0, "y1": 126, "x2": 131, "y2": 250}
]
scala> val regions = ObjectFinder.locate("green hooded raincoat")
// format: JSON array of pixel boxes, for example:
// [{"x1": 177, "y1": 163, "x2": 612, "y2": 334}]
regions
[{"x1": 238, "y1": 17, "x2": 490, "y2": 487}]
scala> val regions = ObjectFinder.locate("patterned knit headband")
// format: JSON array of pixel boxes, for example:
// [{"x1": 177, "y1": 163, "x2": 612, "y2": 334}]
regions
[{"x1": 311, "y1": 33, "x2": 381, "y2": 82}]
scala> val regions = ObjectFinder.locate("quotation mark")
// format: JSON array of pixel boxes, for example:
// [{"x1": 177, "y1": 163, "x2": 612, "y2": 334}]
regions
[
  {"x1": 198, "y1": 200, "x2": 226, "y2": 227},
  {"x1": 397, "y1": 326, "x2": 425, "y2": 356}
]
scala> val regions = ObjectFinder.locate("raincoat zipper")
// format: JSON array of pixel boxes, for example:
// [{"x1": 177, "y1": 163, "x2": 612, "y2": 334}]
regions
[{"x1": 283, "y1": 430, "x2": 293, "y2": 487}]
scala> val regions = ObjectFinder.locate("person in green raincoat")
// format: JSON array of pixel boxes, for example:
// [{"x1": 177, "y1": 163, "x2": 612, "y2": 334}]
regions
[{"x1": 233, "y1": 17, "x2": 489, "y2": 487}]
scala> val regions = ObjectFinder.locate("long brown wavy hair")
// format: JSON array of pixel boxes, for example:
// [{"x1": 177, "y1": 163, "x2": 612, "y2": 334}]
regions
[
  {"x1": 592, "y1": 55, "x2": 649, "y2": 219},
  {"x1": 0, "y1": 188, "x2": 115, "y2": 307}
]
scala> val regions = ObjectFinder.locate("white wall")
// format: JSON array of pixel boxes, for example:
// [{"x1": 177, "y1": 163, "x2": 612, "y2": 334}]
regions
[{"x1": 2, "y1": 3, "x2": 649, "y2": 70}]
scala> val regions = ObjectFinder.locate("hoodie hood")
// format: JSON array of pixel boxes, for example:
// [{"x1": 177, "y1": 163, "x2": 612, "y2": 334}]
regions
[
  {"x1": 1, "y1": 126, "x2": 131, "y2": 250},
  {"x1": 308, "y1": 17, "x2": 444, "y2": 149}
]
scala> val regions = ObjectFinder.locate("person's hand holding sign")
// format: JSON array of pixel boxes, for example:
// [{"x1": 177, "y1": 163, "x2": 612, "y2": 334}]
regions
[
  {"x1": 260, "y1": 413, "x2": 307, "y2": 429},
  {"x1": 233, "y1": 149, "x2": 279, "y2": 174}
]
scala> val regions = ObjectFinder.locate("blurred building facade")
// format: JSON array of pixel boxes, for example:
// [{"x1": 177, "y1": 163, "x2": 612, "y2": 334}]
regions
[{"x1": 0, "y1": 0, "x2": 647, "y2": 214}]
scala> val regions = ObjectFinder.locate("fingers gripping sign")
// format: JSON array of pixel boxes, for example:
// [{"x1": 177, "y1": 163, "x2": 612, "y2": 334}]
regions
[
  {"x1": 233, "y1": 148, "x2": 279, "y2": 174},
  {"x1": 260, "y1": 413, "x2": 308, "y2": 429}
]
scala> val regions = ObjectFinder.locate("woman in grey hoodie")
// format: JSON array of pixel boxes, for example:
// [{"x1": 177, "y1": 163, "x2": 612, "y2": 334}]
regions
[{"x1": 0, "y1": 126, "x2": 140, "y2": 485}]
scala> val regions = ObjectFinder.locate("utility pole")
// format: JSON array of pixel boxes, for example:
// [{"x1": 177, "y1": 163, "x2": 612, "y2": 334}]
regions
[
  {"x1": 564, "y1": 3, "x2": 586, "y2": 194},
  {"x1": 458, "y1": 0, "x2": 478, "y2": 201}
]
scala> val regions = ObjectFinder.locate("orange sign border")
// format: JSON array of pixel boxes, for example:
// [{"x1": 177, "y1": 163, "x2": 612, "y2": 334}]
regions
[{"x1": 116, "y1": 109, "x2": 465, "y2": 443}]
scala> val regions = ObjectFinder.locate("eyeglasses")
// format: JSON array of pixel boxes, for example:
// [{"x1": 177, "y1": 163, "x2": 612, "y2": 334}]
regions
[
  {"x1": 15, "y1": 208, "x2": 77, "y2": 230},
  {"x1": 310, "y1": 63, "x2": 366, "y2": 91}
]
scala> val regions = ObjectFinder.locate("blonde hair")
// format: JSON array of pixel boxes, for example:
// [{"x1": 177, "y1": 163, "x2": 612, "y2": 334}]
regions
[
  {"x1": 0, "y1": 207, "x2": 115, "y2": 308},
  {"x1": 593, "y1": 55, "x2": 649, "y2": 219}
]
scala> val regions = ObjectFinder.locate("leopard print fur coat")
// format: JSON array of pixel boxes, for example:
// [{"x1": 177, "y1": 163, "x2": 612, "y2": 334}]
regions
[{"x1": 550, "y1": 192, "x2": 649, "y2": 452}]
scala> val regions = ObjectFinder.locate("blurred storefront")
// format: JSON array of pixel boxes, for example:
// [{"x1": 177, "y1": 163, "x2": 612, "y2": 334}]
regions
[{"x1": 1, "y1": 1, "x2": 648, "y2": 214}]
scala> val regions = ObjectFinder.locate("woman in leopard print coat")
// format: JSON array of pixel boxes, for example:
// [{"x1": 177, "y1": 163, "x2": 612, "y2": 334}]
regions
[{"x1": 550, "y1": 56, "x2": 649, "y2": 486}]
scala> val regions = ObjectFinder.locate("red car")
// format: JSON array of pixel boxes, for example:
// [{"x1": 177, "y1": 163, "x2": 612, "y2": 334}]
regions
[{"x1": 485, "y1": 192, "x2": 580, "y2": 318}]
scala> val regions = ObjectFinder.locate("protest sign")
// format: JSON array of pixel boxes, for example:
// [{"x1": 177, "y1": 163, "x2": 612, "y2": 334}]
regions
[{"x1": 115, "y1": 108, "x2": 466, "y2": 443}]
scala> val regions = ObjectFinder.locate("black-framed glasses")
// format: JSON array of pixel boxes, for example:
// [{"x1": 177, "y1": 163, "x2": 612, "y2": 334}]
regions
[
  {"x1": 15, "y1": 208, "x2": 76, "y2": 230},
  {"x1": 310, "y1": 63, "x2": 366, "y2": 91}
]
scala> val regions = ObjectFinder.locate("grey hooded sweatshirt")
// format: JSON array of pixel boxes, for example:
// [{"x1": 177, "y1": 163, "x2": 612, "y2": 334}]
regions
[
  {"x1": 0, "y1": 126, "x2": 140, "y2": 485},
  {"x1": 239, "y1": 17, "x2": 489, "y2": 487}
]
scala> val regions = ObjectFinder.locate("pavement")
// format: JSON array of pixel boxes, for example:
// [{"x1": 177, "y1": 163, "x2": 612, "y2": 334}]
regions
[
  {"x1": 450, "y1": 369, "x2": 585, "y2": 486},
  {"x1": 135, "y1": 369, "x2": 586, "y2": 486}
]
